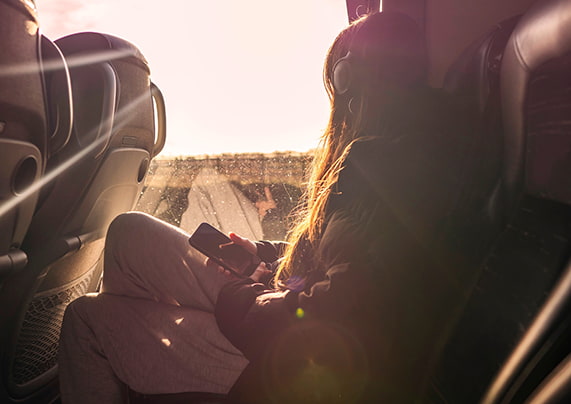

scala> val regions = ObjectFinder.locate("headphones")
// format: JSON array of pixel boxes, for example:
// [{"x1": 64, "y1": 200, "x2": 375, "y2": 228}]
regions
[{"x1": 332, "y1": 51, "x2": 358, "y2": 96}]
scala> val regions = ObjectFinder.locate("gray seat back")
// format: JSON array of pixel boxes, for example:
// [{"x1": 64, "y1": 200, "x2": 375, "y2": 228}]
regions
[
  {"x1": 0, "y1": 0, "x2": 46, "y2": 276},
  {"x1": 0, "y1": 32, "x2": 165, "y2": 401}
]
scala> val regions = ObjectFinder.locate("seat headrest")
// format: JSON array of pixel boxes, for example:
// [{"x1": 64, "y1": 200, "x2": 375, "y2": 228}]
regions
[
  {"x1": 501, "y1": 0, "x2": 571, "y2": 207},
  {"x1": 55, "y1": 32, "x2": 149, "y2": 74},
  {"x1": 443, "y1": 16, "x2": 519, "y2": 113}
]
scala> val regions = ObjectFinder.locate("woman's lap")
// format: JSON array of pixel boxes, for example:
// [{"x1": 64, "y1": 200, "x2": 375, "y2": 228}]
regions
[
  {"x1": 61, "y1": 294, "x2": 247, "y2": 395},
  {"x1": 101, "y1": 211, "x2": 232, "y2": 311}
]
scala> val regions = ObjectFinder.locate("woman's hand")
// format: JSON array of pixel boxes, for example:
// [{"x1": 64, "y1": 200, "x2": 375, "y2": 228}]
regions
[
  {"x1": 205, "y1": 256, "x2": 235, "y2": 278},
  {"x1": 248, "y1": 261, "x2": 272, "y2": 283},
  {"x1": 205, "y1": 232, "x2": 270, "y2": 281},
  {"x1": 229, "y1": 233, "x2": 272, "y2": 282}
]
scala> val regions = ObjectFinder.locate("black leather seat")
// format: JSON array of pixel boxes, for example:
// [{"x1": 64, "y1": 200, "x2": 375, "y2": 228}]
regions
[
  {"x1": 480, "y1": 0, "x2": 571, "y2": 401},
  {"x1": 0, "y1": 32, "x2": 165, "y2": 403},
  {"x1": 431, "y1": 0, "x2": 571, "y2": 402},
  {"x1": 428, "y1": 16, "x2": 520, "y2": 403},
  {"x1": 442, "y1": 14, "x2": 520, "y2": 229}
]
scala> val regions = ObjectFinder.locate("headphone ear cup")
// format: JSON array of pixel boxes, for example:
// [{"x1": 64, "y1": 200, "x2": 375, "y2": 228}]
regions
[{"x1": 332, "y1": 52, "x2": 353, "y2": 95}]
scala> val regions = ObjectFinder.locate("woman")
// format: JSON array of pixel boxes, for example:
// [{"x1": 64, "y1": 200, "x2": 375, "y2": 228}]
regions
[{"x1": 59, "y1": 11, "x2": 495, "y2": 403}]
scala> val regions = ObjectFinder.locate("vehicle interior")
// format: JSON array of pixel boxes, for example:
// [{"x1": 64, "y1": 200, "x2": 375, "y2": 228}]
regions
[{"x1": 0, "y1": 0, "x2": 570, "y2": 403}]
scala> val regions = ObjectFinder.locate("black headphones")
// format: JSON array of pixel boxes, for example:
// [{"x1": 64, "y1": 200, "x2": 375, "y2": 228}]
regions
[
  {"x1": 332, "y1": 51, "x2": 356, "y2": 95},
  {"x1": 332, "y1": 40, "x2": 371, "y2": 97}
]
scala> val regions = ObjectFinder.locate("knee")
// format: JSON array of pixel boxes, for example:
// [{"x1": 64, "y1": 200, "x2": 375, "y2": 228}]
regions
[
  {"x1": 106, "y1": 211, "x2": 156, "y2": 248},
  {"x1": 105, "y1": 212, "x2": 179, "y2": 266},
  {"x1": 108, "y1": 212, "x2": 153, "y2": 237}
]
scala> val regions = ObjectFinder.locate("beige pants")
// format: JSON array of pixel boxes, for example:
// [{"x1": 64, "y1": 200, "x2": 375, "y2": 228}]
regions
[{"x1": 58, "y1": 212, "x2": 248, "y2": 403}]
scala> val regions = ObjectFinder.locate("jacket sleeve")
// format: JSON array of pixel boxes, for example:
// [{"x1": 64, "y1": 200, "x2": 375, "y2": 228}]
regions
[
  {"x1": 254, "y1": 240, "x2": 288, "y2": 263},
  {"x1": 215, "y1": 260, "x2": 370, "y2": 362}
]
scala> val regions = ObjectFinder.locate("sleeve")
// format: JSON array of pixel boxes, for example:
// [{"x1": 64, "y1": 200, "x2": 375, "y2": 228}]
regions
[
  {"x1": 215, "y1": 280, "x2": 297, "y2": 361},
  {"x1": 254, "y1": 240, "x2": 288, "y2": 263},
  {"x1": 215, "y1": 260, "x2": 370, "y2": 362}
]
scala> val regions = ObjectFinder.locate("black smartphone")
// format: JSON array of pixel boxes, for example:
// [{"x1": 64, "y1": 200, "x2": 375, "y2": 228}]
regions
[{"x1": 189, "y1": 222, "x2": 261, "y2": 278}]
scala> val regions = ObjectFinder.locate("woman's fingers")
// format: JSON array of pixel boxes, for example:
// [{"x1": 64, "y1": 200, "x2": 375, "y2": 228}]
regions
[
  {"x1": 228, "y1": 233, "x2": 257, "y2": 255},
  {"x1": 249, "y1": 262, "x2": 272, "y2": 283},
  {"x1": 205, "y1": 257, "x2": 234, "y2": 278}
]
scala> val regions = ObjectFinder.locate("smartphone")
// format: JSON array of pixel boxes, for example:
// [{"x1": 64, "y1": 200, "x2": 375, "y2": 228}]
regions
[{"x1": 189, "y1": 222, "x2": 261, "y2": 278}]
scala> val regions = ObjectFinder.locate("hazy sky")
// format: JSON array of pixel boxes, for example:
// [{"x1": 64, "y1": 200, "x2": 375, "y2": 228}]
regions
[{"x1": 35, "y1": 0, "x2": 348, "y2": 156}]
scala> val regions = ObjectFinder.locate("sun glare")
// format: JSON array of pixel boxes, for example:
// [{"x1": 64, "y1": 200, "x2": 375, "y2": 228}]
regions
[
  {"x1": 0, "y1": 89, "x2": 150, "y2": 220},
  {"x1": 35, "y1": 0, "x2": 348, "y2": 156}
]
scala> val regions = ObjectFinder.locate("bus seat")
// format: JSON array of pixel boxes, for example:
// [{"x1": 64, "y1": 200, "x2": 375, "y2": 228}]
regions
[
  {"x1": 443, "y1": 16, "x2": 519, "y2": 114},
  {"x1": 501, "y1": 0, "x2": 571, "y2": 208},
  {"x1": 0, "y1": 0, "x2": 47, "y2": 282},
  {"x1": 23, "y1": 32, "x2": 165, "y2": 250},
  {"x1": 430, "y1": 0, "x2": 571, "y2": 402},
  {"x1": 442, "y1": 15, "x2": 519, "y2": 232},
  {"x1": 0, "y1": 32, "x2": 165, "y2": 401},
  {"x1": 427, "y1": 15, "x2": 520, "y2": 403},
  {"x1": 479, "y1": 0, "x2": 571, "y2": 401}
]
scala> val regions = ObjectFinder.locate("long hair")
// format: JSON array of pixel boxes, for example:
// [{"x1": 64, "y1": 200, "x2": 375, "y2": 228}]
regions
[{"x1": 274, "y1": 11, "x2": 427, "y2": 288}]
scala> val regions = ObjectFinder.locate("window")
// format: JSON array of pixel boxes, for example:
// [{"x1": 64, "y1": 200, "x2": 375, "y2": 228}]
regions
[{"x1": 37, "y1": 0, "x2": 347, "y2": 239}]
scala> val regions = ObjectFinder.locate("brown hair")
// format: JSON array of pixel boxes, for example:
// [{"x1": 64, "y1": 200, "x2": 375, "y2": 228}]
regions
[{"x1": 274, "y1": 11, "x2": 426, "y2": 288}]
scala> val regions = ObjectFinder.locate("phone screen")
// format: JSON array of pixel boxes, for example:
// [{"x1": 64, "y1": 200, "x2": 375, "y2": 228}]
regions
[{"x1": 189, "y1": 222, "x2": 260, "y2": 277}]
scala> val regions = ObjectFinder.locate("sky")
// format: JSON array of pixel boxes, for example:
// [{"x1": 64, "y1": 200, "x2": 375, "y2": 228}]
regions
[{"x1": 35, "y1": 0, "x2": 348, "y2": 156}]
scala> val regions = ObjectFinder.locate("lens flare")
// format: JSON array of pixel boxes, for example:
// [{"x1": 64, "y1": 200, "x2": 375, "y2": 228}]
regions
[
  {"x1": 259, "y1": 320, "x2": 369, "y2": 403},
  {"x1": 0, "y1": 48, "x2": 136, "y2": 77}
]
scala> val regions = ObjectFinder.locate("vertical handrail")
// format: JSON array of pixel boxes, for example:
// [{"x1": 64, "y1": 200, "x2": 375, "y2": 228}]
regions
[{"x1": 150, "y1": 82, "x2": 166, "y2": 158}]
